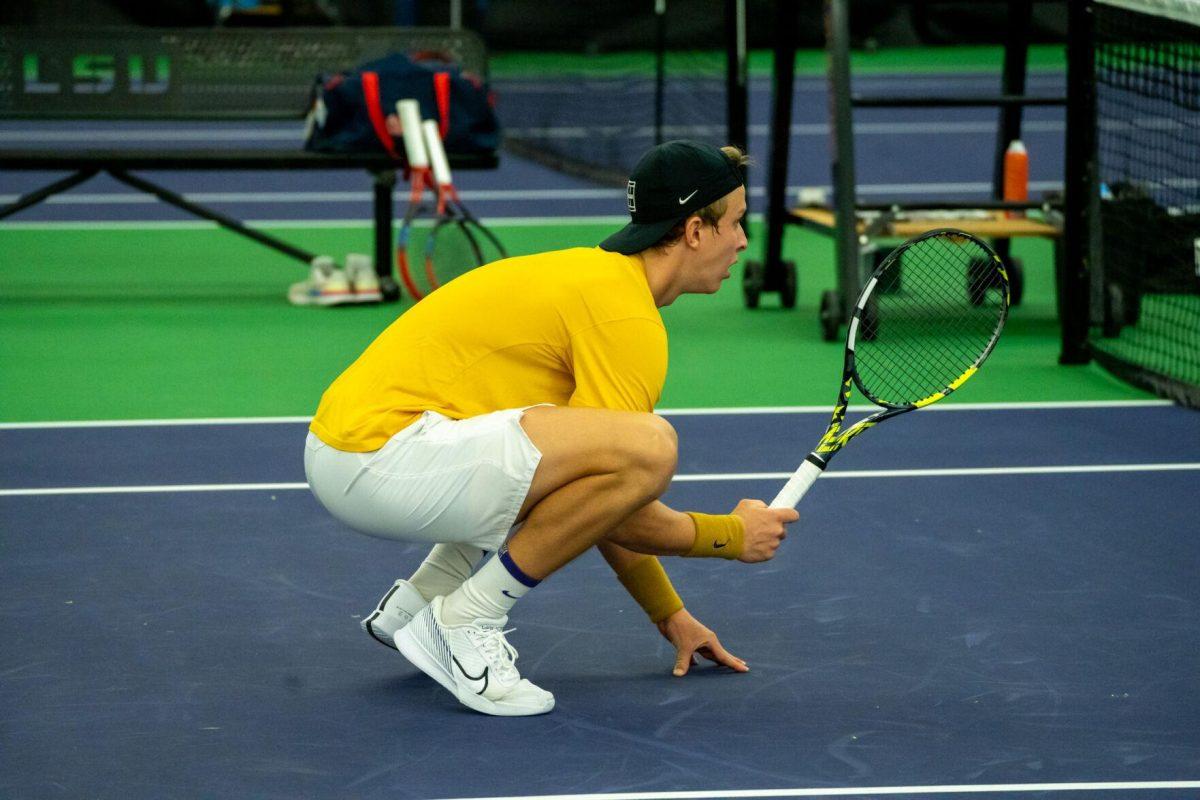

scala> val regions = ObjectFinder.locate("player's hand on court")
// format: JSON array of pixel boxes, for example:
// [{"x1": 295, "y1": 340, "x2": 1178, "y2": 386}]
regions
[
  {"x1": 655, "y1": 608, "x2": 748, "y2": 677},
  {"x1": 732, "y1": 499, "x2": 798, "y2": 562}
]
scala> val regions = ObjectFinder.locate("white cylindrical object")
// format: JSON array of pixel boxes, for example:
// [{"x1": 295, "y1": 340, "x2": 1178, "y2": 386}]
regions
[
  {"x1": 797, "y1": 186, "x2": 828, "y2": 207},
  {"x1": 396, "y1": 100, "x2": 429, "y2": 168},
  {"x1": 769, "y1": 459, "x2": 824, "y2": 509},
  {"x1": 421, "y1": 119, "x2": 452, "y2": 186}
]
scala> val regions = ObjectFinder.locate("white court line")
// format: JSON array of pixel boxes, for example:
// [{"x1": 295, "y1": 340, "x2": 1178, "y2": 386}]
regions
[
  {"x1": 0, "y1": 118, "x2": 1066, "y2": 144},
  {"x1": 4, "y1": 463, "x2": 1198, "y2": 497},
  {"x1": 0, "y1": 482, "x2": 308, "y2": 496},
  {"x1": 0, "y1": 416, "x2": 314, "y2": 429},
  {"x1": 0, "y1": 180, "x2": 1064, "y2": 209},
  {"x1": 496, "y1": 121, "x2": 1071, "y2": 139},
  {"x1": 426, "y1": 780, "x2": 1200, "y2": 800},
  {"x1": 674, "y1": 463, "x2": 1200, "y2": 482},
  {"x1": 0, "y1": 401, "x2": 1174, "y2": 430},
  {"x1": 658, "y1": 400, "x2": 1172, "y2": 415},
  {"x1": 17, "y1": 188, "x2": 627, "y2": 204},
  {"x1": 0, "y1": 130, "x2": 303, "y2": 143},
  {"x1": 0, "y1": 216, "x2": 631, "y2": 231}
]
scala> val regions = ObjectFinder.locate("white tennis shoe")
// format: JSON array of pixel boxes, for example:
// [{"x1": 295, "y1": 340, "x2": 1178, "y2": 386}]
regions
[
  {"x1": 287, "y1": 256, "x2": 355, "y2": 306},
  {"x1": 345, "y1": 252, "x2": 383, "y2": 303},
  {"x1": 395, "y1": 596, "x2": 555, "y2": 716},
  {"x1": 360, "y1": 579, "x2": 427, "y2": 649}
]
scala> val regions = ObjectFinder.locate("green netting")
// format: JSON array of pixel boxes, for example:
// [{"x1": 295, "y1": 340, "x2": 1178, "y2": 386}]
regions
[{"x1": 1090, "y1": 0, "x2": 1200, "y2": 407}]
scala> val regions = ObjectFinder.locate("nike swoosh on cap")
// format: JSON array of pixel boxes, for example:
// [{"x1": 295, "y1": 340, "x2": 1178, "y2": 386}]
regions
[{"x1": 678, "y1": 190, "x2": 698, "y2": 204}]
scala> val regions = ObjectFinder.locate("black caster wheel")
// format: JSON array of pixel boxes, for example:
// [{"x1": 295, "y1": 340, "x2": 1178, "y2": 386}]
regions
[
  {"x1": 819, "y1": 289, "x2": 842, "y2": 342},
  {"x1": 1103, "y1": 282, "x2": 1124, "y2": 338},
  {"x1": 781, "y1": 260, "x2": 797, "y2": 309},
  {"x1": 379, "y1": 275, "x2": 402, "y2": 303},
  {"x1": 1006, "y1": 256, "x2": 1025, "y2": 307},
  {"x1": 1125, "y1": 287, "x2": 1142, "y2": 326},
  {"x1": 743, "y1": 260, "x2": 764, "y2": 308}
]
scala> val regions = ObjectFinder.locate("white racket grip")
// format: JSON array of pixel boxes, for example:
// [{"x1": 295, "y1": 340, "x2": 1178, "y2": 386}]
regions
[
  {"x1": 396, "y1": 100, "x2": 428, "y2": 168},
  {"x1": 421, "y1": 119, "x2": 452, "y2": 186},
  {"x1": 769, "y1": 458, "x2": 825, "y2": 509}
]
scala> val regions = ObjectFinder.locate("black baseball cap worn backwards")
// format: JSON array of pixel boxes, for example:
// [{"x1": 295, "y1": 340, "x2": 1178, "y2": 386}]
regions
[{"x1": 600, "y1": 140, "x2": 744, "y2": 255}]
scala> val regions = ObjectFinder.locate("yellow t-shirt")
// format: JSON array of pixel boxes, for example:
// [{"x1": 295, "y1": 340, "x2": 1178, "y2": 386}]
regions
[{"x1": 310, "y1": 247, "x2": 668, "y2": 452}]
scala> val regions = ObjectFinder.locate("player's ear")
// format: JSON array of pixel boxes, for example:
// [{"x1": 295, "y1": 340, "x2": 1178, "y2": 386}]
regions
[{"x1": 685, "y1": 214, "x2": 704, "y2": 248}]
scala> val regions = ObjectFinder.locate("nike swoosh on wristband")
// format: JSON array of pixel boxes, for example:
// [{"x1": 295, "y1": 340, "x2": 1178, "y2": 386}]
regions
[
  {"x1": 713, "y1": 539, "x2": 728, "y2": 549},
  {"x1": 452, "y1": 656, "x2": 489, "y2": 695},
  {"x1": 501, "y1": 590, "x2": 519, "y2": 599},
  {"x1": 678, "y1": 190, "x2": 698, "y2": 204}
]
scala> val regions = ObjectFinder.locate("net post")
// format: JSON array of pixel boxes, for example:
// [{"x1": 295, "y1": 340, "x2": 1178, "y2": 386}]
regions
[
  {"x1": 1061, "y1": 0, "x2": 1097, "y2": 365},
  {"x1": 992, "y1": 0, "x2": 1031, "y2": 199},
  {"x1": 991, "y1": 0, "x2": 1033, "y2": 267},
  {"x1": 826, "y1": 0, "x2": 860, "y2": 325}
]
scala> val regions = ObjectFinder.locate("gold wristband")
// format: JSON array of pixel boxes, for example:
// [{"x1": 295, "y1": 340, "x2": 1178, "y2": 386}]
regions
[
  {"x1": 616, "y1": 556, "x2": 684, "y2": 623},
  {"x1": 683, "y1": 512, "x2": 744, "y2": 559}
]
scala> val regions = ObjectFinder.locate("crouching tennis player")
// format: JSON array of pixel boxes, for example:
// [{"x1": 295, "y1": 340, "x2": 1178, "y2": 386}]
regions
[{"x1": 305, "y1": 140, "x2": 799, "y2": 716}]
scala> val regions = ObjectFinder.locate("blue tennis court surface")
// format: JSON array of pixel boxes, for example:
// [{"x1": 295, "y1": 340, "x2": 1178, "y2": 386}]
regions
[{"x1": 2, "y1": 403, "x2": 1198, "y2": 800}]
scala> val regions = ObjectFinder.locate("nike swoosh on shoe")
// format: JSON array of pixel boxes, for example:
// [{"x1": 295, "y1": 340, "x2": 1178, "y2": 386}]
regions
[{"x1": 452, "y1": 656, "x2": 489, "y2": 695}]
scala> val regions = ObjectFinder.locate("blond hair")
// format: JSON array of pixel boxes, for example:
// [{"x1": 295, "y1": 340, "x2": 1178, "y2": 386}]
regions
[{"x1": 652, "y1": 145, "x2": 749, "y2": 251}]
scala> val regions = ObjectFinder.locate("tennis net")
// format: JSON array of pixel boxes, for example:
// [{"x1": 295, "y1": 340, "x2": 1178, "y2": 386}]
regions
[
  {"x1": 1090, "y1": 0, "x2": 1200, "y2": 407},
  {"x1": 493, "y1": 2, "x2": 745, "y2": 186}
]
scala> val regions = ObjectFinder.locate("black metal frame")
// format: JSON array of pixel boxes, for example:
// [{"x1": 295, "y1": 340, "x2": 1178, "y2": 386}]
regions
[
  {"x1": 758, "y1": 0, "x2": 1088, "y2": 359},
  {"x1": 0, "y1": 149, "x2": 497, "y2": 303},
  {"x1": 1060, "y1": 0, "x2": 1097, "y2": 364},
  {"x1": 826, "y1": 0, "x2": 860, "y2": 324},
  {"x1": 761, "y1": 0, "x2": 799, "y2": 289},
  {"x1": 654, "y1": 0, "x2": 667, "y2": 147},
  {"x1": 725, "y1": 0, "x2": 750, "y2": 167}
]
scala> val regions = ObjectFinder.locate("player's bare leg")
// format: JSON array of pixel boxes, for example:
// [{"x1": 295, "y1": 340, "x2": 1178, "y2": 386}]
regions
[
  {"x1": 506, "y1": 406, "x2": 680, "y2": 577},
  {"x1": 516, "y1": 406, "x2": 791, "y2": 568}
]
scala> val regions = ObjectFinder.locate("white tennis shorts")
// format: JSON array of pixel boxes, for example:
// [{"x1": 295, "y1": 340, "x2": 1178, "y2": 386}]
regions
[{"x1": 304, "y1": 407, "x2": 544, "y2": 551}]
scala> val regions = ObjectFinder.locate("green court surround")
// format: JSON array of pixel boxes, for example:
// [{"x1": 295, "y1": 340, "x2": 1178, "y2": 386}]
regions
[{"x1": 0, "y1": 220, "x2": 1146, "y2": 422}]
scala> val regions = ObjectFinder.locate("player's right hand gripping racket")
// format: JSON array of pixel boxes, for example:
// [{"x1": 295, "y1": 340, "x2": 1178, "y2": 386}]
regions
[{"x1": 770, "y1": 229, "x2": 1009, "y2": 509}]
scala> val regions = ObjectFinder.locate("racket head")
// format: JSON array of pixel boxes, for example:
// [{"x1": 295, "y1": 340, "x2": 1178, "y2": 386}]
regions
[
  {"x1": 425, "y1": 213, "x2": 484, "y2": 291},
  {"x1": 460, "y1": 215, "x2": 507, "y2": 266},
  {"x1": 847, "y1": 228, "x2": 1008, "y2": 410},
  {"x1": 396, "y1": 199, "x2": 435, "y2": 300}
]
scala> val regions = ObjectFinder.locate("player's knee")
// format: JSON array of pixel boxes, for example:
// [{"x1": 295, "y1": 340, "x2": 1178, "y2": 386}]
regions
[{"x1": 630, "y1": 414, "x2": 677, "y2": 493}]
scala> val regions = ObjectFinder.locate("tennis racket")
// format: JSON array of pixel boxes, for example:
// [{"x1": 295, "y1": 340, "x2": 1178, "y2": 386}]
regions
[
  {"x1": 770, "y1": 229, "x2": 1009, "y2": 509},
  {"x1": 394, "y1": 99, "x2": 435, "y2": 301},
  {"x1": 419, "y1": 118, "x2": 507, "y2": 295}
]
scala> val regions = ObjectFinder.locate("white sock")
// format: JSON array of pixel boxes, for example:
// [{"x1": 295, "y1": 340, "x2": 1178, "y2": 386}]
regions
[
  {"x1": 407, "y1": 542, "x2": 486, "y2": 603},
  {"x1": 441, "y1": 546, "x2": 539, "y2": 625}
]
